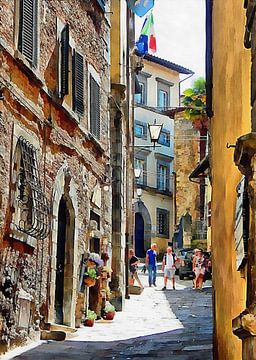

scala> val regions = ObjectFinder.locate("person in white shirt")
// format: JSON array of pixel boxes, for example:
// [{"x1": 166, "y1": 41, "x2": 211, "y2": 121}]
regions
[{"x1": 161, "y1": 246, "x2": 177, "y2": 290}]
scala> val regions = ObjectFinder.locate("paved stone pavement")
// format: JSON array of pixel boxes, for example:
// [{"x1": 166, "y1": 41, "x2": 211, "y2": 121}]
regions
[{"x1": 7, "y1": 274, "x2": 213, "y2": 360}]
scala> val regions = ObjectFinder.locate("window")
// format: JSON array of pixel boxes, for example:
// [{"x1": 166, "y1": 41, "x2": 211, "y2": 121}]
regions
[
  {"x1": 157, "y1": 208, "x2": 169, "y2": 237},
  {"x1": 157, "y1": 80, "x2": 171, "y2": 110},
  {"x1": 72, "y1": 51, "x2": 84, "y2": 115},
  {"x1": 135, "y1": 158, "x2": 146, "y2": 185},
  {"x1": 135, "y1": 74, "x2": 147, "y2": 105},
  {"x1": 158, "y1": 129, "x2": 170, "y2": 147},
  {"x1": 136, "y1": 83, "x2": 146, "y2": 104},
  {"x1": 158, "y1": 90, "x2": 168, "y2": 110},
  {"x1": 157, "y1": 161, "x2": 170, "y2": 192},
  {"x1": 134, "y1": 120, "x2": 147, "y2": 139},
  {"x1": 18, "y1": 0, "x2": 38, "y2": 66},
  {"x1": 90, "y1": 74, "x2": 100, "y2": 139}
]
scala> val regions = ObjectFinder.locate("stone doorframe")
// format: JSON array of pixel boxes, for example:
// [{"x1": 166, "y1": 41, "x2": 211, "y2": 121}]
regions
[
  {"x1": 49, "y1": 162, "x2": 79, "y2": 328},
  {"x1": 134, "y1": 201, "x2": 151, "y2": 256}
]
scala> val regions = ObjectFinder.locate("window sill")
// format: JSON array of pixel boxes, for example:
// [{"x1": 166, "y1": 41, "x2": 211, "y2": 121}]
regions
[
  {"x1": 10, "y1": 224, "x2": 37, "y2": 248},
  {"x1": 14, "y1": 50, "x2": 43, "y2": 86},
  {"x1": 88, "y1": 132, "x2": 105, "y2": 153}
]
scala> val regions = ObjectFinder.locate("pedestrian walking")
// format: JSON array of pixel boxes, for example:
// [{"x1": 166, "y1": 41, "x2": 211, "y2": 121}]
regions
[
  {"x1": 162, "y1": 246, "x2": 177, "y2": 290},
  {"x1": 192, "y1": 249, "x2": 206, "y2": 290},
  {"x1": 129, "y1": 249, "x2": 144, "y2": 289},
  {"x1": 145, "y1": 243, "x2": 157, "y2": 287}
]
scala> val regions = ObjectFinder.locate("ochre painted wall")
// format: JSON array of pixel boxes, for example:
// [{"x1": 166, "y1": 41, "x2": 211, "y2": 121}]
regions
[{"x1": 212, "y1": 2, "x2": 250, "y2": 359}]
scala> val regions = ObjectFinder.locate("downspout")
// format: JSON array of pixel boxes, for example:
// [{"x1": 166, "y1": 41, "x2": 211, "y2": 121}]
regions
[
  {"x1": 125, "y1": 5, "x2": 134, "y2": 300},
  {"x1": 205, "y1": 0, "x2": 216, "y2": 359}
]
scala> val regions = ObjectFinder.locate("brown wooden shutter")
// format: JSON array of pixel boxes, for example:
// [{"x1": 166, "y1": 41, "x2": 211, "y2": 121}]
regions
[
  {"x1": 18, "y1": 0, "x2": 38, "y2": 66},
  {"x1": 90, "y1": 75, "x2": 100, "y2": 139},
  {"x1": 60, "y1": 25, "x2": 69, "y2": 97},
  {"x1": 72, "y1": 51, "x2": 84, "y2": 115}
]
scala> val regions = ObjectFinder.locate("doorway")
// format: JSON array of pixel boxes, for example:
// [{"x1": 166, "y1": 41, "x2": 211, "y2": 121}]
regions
[
  {"x1": 135, "y1": 212, "x2": 145, "y2": 258},
  {"x1": 54, "y1": 195, "x2": 75, "y2": 325}
]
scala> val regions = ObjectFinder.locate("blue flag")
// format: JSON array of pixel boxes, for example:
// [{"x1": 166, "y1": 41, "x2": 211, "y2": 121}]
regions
[{"x1": 127, "y1": 0, "x2": 154, "y2": 17}]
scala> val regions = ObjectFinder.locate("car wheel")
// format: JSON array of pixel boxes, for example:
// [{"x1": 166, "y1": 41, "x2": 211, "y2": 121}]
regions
[{"x1": 179, "y1": 274, "x2": 184, "y2": 280}]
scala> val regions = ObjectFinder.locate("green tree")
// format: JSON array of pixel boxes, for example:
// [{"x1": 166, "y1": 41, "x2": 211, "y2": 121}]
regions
[{"x1": 182, "y1": 77, "x2": 208, "y2": 129}]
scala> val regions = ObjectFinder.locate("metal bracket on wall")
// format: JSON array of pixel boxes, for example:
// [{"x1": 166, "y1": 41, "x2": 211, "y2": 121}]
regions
[{"x1": 226, "y1": 143, "x2": 236, "y2": 149}]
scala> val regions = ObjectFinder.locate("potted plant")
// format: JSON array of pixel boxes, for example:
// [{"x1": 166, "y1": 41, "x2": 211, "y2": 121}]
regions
[
  {"x1": 84, "y1": 268, "x2": 97, "y2": 287},
  {"x1": 103, "y1": 302, "x2": 116, "y2": 320},
  {"x1": 84, "y1": 310, "x2": 97, "y2": 327}
]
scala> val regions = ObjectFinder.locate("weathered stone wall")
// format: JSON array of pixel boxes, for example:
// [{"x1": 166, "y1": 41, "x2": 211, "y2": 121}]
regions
[
  {"x1": 0, "y1": 0, "x2": 111, "y2": 352},
  {"x1": 174, "y1": 116, "x2": 200, "y2": 223}
]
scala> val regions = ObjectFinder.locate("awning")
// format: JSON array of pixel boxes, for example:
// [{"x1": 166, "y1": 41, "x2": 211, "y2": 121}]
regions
[
  {"x1": 127, "y1": 0, "x2": 154, "y2": 17},
  {"x1": 189, "y1": 155, "x2": 209, "y2": 179}
]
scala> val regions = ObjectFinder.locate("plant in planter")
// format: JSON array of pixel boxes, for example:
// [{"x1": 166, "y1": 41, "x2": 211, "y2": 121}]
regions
[
  {"x1": 84, "y1": 268, "x2": 97, "y2": 287},
  {"x1": 85, "y1": 310, "x2": 97, "y2": 327},
  {"x1": 103, "y1": 302, "x2": 116, "y2": 320}
]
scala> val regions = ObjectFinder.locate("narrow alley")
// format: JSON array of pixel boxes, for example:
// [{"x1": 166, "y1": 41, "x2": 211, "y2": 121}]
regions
[{"x1": 6, "y1": 273, "x2": 212, "y2": 360}]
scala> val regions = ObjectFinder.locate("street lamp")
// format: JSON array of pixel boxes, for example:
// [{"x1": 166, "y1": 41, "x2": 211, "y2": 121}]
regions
[
  {"x1": 148, "y1": 119, "x2": 163, "y2": 149},
  {"x1": 134, "y1": 168, "x2": 142, "y2": 179}
]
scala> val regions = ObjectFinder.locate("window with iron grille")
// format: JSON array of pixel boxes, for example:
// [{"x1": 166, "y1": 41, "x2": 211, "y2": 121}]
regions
[
  {"x1": 60, "y1": 24, "x2": 69, "y2": 97},
  {"x1": 18, "y1": 0, "x2": 38, "y2": 66},
  {"x1": 157, "y1": 208, "x2": 169, "y2": 237},
  {"x1": 90, "y1": 74, "x2": 100, "y2": 139},
  {"x1": 12, "y1": 137, "x2": 49, "y2": 240},
  {"x1": 72, "y1": 51, "x2": 84, "y2": 115}
]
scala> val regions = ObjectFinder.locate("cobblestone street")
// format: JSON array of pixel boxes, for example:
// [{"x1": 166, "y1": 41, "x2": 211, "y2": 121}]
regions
[{"x1": 7, "y1": 273, "x2": 213, "y2": 360}]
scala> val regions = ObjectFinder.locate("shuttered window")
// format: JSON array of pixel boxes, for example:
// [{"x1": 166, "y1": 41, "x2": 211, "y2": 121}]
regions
[
  {"x1": 90, "y1": 75, "x2": 100, "y2": 139},
  {"x1": 97, "y1": 0, "x2": 106, "y2": 11},
  {"x1": 60, "y1": 25, "x2": 69, "y2": 97},
  {"x1": 18, "y1": 0, "x2": 38, "y2": 66},
  {"x1": 72, "y1": 51, "x2": 84, "y2": 115}
]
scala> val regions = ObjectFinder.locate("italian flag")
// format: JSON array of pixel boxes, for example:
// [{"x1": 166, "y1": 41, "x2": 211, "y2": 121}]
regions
[{"x1": 136, "y1": 12, "x2": 157, "y2": 55}]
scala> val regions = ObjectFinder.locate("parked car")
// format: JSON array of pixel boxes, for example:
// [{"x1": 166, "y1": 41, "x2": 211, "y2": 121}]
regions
[{"x1": 178, "y1": 248, "x2": 195, "y2": 280}]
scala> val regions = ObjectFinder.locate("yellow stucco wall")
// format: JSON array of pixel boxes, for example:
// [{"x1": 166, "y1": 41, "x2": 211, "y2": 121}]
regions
[{"x1": 212, "y1": 2, "x2": 250, "y2": 359}]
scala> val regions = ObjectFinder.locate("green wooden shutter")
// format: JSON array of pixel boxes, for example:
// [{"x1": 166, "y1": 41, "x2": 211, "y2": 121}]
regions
[
  {"x1": 18, "y1": 0, "x2": 38, "y2": 66},
  {"x1": 60, "y1": 25, "x2": 69, "y2": 97},
  {"x1": 90, "y1": 75, "x2": 100, "y2": 140},
  {"x1": 72, "y1": 51, "x2": 84, "y2": 115}
]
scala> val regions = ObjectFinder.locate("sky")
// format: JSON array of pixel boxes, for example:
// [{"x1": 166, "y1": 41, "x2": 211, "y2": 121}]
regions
[{"x1": 135, "y1": 0, "x2": 206, "y2": 92}]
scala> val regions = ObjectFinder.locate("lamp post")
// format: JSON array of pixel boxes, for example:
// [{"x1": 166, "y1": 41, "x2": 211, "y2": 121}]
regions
[{"x1": 148, "y1": 119, "x2": 163, "y2": 149}]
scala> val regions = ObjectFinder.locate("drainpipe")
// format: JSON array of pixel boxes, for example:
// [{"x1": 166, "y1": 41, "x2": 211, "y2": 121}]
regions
[{"x1": 178, "y1": 73, "x2": 194, "y2": 106}]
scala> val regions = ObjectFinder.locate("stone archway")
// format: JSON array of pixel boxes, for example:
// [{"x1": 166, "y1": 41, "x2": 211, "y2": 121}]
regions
[
  {"x1": 134, "y1": 201, "x2": 151, "y2": 258},
  {"x1": 49, "y1": 163, "x2": 79, "y2": 328}
]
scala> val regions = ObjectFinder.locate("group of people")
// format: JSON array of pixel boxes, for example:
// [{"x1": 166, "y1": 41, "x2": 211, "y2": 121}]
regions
[{"x1": 129, "y1": 244, "x2": 210, "y2": 291}]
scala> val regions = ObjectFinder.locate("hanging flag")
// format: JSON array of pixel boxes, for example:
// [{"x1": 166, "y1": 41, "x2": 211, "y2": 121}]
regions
[
  {"x1": 136, "y1": 12, "x2": 157, "y2": 55},
  {"x1": 127, "y1": 0, "x2": 154, "y2": 17}
]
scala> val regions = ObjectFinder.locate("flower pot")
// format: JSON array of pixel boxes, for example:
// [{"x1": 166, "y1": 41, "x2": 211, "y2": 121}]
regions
[
  {"x1": 84, "y1": 276, "x2": 96, "y2": 287},
  {"x1": 104, "y1": 312, "x2": 115, "y2": 320},
  {"x1": 85, "y1": 319, "x2": 94, "y2": 327}
]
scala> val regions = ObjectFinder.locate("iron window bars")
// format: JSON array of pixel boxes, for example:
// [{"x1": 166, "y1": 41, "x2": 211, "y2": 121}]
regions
[{"x1": 16, "y1": 136, "x2": 49, "y2": 240}]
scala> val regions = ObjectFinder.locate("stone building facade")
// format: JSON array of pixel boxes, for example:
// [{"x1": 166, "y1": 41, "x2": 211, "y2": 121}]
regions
[{"x1": 0, "y1": 0, "x2": 111, "y2": 353}]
